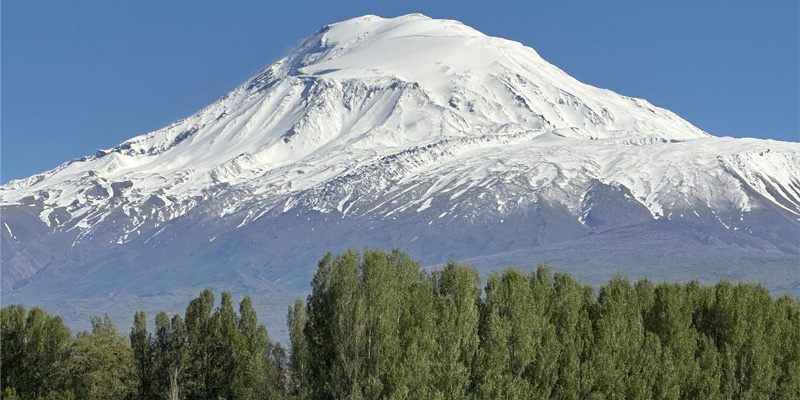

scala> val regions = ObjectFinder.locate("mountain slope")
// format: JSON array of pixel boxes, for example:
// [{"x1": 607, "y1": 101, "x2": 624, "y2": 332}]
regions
[{"x1": 2, "y1": 14, "x2": 798, "y2": 338}]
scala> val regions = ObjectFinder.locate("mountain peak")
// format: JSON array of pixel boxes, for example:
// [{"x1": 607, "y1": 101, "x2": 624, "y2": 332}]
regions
[
  {"x1": 2, "y1": 14, "x2": 798, "y2": 343},
  {"x1": 321, "y1": 13, "x2": 481, "y2": 42},
  {"x1": 283, "y1": 14, "x2": 515, "y2": 83},
  {"x1": 1, "y1": 14, "x2": 719, "y2": 204},
  {"x1": 322, "y1": 13, "x2": 481, "y2": 35}
]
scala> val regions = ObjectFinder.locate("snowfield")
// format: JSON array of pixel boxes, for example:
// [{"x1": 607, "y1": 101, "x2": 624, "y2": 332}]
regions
[{"x1": 2, "y1": 14, "x2": 798, "y2": 341}]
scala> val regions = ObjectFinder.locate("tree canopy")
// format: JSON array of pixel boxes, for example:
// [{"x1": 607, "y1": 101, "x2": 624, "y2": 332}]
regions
[{"x1": 2, "y1": 249, "x2": 798, "y2": 399}]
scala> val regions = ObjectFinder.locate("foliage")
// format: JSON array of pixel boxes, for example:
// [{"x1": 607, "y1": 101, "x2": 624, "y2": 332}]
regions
[
  {"x1": 2, "y1": 250, "x2": 798, "y2": 399},
  {"x1": 69, "y1": 315, "x2": 137, "y2": 400},
  {"x1": 292, "y1": 250, "x2": 800, "y2": 399},
  {"x1": 0, "y1": 306, "x2": 71, "y2": 399}
]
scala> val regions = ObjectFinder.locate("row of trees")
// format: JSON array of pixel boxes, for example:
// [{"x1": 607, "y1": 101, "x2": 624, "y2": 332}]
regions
[
  {"x1": 288, "y1": 250, "x2": 800, "y2": 399},
  {"x1": 129, "y1": 291, "x2": 286, "y2": 400},
  {"x1": 1, "y1": 293, "x2": 286, "y2": 400},
  {"x1": 1, "y1": 309, "x2": 136, "y2": 400},
  {"x1": 2, "y1": 249, "x2": 799, "y2": 399}
]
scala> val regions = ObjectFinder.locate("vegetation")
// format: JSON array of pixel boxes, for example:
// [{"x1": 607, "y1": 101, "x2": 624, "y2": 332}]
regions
[{"x1": 2, "y1": 249, "x2": 798, "y2": 399}]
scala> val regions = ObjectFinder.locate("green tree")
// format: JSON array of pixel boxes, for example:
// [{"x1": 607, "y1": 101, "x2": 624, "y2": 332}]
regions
[
  {"x1": 301, "y1": 249, "x2": 449, "y2": 399},
  {"x1": 648, "y1": 282, "x2": 698, "y2": 396},
  {"x1": 305, "y1": 253, "x2": 336, "y2": 399},
  {"x1": 712, "y1": 282, "x2": 781, "y2": 398},
  {"x1": 549, "y1": 273, "x2": 589, "y2": 400},
  {"x1": 130, "y1": 311, "x2": 154, "y2": 400},
  {"x1": 287, "y1": 299, "x2": 310, "y2": 398},
  {"x1": 184, "y1": 289, "x2": 215, "y2": 400},
  {"x1": 473, "y1": 268, "x2": 559, "y2": 399},
  {"x1": 772, "y1": 295, "x2": 800, "y2": 398},
  {"x1": 361, "y1": 249, "x2": 411, "y2": 398},
  {"x1": 690, "y1": 334, "x2": 722, "y2": 399},
  {"x1": 69, "y1": 315, "x2": 136, "y2": 400},
  {"x1": 0, "y1": 305, "x2": 72, "y2": 399},
  {"x1": 395, "y1": 266, "x2": 438, "y2": 399},
  {"x1": 589, "y1": 275, "x2": 644, "y2": 399},
  {"x1": 431, "y1": 261, "x2": 481, "y2": 399},
  {"x1": 209, "y1": 292, "x2": 239, "y2": 399},
  {"x1": 305, "y1": 250, "x2": 366, "y2": 399},
  {"x1": 236, "y1": 296, "x2": 283, "y2": 399},
  {"x1": 153, "y1": 312, "x2": 187, "y2": 400}
]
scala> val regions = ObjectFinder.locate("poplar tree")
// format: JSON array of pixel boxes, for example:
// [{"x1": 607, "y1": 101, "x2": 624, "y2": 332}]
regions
[
  {"x1": 589, "y1": 275, "x2": 644, "y2": 399},
  {"x1": 772, "y1": 295, "x2": 800, "y2": 398},
  {"x1": 432, "y1": 261, "x2": 481, "y2": 398},
  {"x1": 474, "y1": 268, "x2": 558, "y2": 399},
  {"x1": 305, "y1": 250, "x2": 366, "y2": 399},
  {"x1": 549, "y1": 273, "x2": 585, "y2": 400},
  {"x1": 395, "y1": 266, "x2": 437, "y2": 399},
  {"x1": 130, "y1": 311, "x2": 153, "y2": 400},
  {"x1": 360, "y1": 249, "x2": 402, "y2": 398},
  {"x1": 236, "y1": 296, "x2": 283, "y2": 399},
  {"x1": 209, "y1": 292, "x2": 239, "y2": 399},
  {"x1": 287, "y1": 299, "x2": 309, "y2": 398},
  {"x1": 152, "y1": 312, "x2": 186, "y2": 400},
  {"x1": 166, "y1": 315, "x2": 187, "y2": 400},
  {"x1": 183, "y1": 289, "x2": 215, "y2": 399},
  {"x1": 305, "y1": 253, "x2": 336, "y2": 399},
  {"x1": 650, "y1": 282, "x2": 698, "y2": 394},
  {"x1": 0, "y1": 306, "x2": 72, "y2": 399},
  {"x1": 528, "y1": 266, "x2": 560, "y2": 397}
]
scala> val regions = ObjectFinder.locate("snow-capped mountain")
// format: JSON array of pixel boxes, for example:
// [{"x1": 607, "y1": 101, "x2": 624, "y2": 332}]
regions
[{"x1": 2, "y1": 14, "x2": 798, "y2": 338}]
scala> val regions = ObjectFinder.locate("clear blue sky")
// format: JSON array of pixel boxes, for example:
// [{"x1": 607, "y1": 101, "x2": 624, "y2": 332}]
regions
[{"x1": 2, "y1": 1, "x2": 798, "y2": 183}]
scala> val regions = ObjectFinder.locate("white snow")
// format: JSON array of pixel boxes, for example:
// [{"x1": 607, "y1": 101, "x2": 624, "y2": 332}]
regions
[
  {"x1": 3, "y1": 222, "x2": 16, "y2": 241},
  {"x1": 0, "y1": 13, "x2": 798, "y2": 242}
]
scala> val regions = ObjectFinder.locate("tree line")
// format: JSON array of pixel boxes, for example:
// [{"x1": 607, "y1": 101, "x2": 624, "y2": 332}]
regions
[{"x1": 2, "y1": 249, "x2": 798, "y2": 399}]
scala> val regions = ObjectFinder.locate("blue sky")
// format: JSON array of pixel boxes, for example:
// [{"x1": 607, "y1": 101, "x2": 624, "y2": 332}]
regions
[{"x1": 2, "y1": 1, "x2": 798, "y2": 183}]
